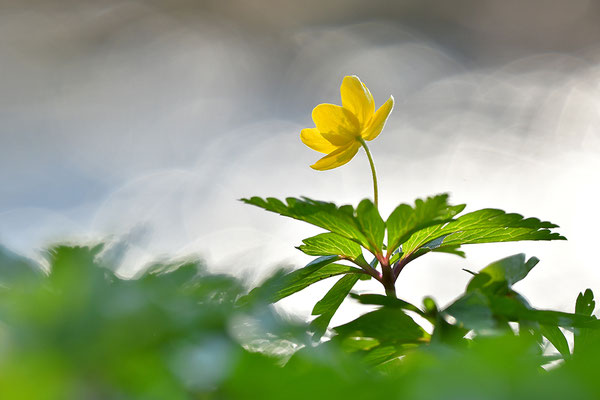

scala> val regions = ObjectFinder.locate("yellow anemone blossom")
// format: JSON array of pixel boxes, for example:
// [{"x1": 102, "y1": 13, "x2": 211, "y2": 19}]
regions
[{"x1": 300, "y1": 75, "x2": 394, "y2": 170}]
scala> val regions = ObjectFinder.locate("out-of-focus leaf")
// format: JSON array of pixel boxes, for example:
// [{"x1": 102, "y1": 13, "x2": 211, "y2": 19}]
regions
[
  {"x1": 310, "y1": 274, "x2": 361, "y2": 339},
  {"x1": 419, "y1": 297, "x2": 469, "y2": 345},
  {"x1": 349, "y1": 293, "x2": 424, "y2": 316},
  {"x1": 0, "y1": 245, "x2": 43, "y2": 285},
  {"x1": 242, "y1": 256, "x2": 365, "y2": 304},
  {"x1": 539, "y1": 325, "x2": 570, "y2": 358},
  {"x1": 362, "y1": 345, "x2": 404, "y2": 367},
  {"x1": 466, "y1": 254, "x2": 539, "y2": 295},
  {"x1": 338, "y1": 336, "x2": 380, "y2": 353},
  {"x1": 489, "y1": 295, "x2": 598, "y2": 328},
  {"x1": 575, "y1": 289, "x2": 595, "y2": 316},
  {"x1": 445, "y1": 291, "x2": 496, "y2": 330},
  {"x1": 0, "y1": 243, "x2": 277, "y2": 399},
  {"x1": 573, "y1": 289, "x2": 600, "y2": 356},
  {"x1": 298, "y1": 233, "x2": 363, "y2": 260},
  {"x1": 386, "y1": 194, "x2": 465, "y2": 254},
  {"x1": 334, "y1": 307, "x2": 427, "y2": 344},
  {"x1": 447, "y1": 289, "x2": 599, "y2": 332},
  {"x1": 241, "y1": 197, "x2": 380, "y2": 253}
]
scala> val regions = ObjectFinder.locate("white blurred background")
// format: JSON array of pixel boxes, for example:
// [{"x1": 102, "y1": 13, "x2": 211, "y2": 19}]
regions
[{"x1": 1, "y1": 0, "x2": 599, "y2": 324}]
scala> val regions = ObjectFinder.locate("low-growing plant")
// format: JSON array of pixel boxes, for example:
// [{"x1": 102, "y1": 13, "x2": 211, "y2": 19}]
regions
[{"x1": 242, "y1": 75, "x2": 600, "y2": 365}]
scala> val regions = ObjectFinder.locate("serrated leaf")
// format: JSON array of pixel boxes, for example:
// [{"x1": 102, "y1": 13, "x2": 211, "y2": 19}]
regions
[
  {"x1": 386, "y1": 194, "x2": 465, "y2": 254},
  {"x1": 334, "y1": 307, "x2": 427, "y2": 344},
  {"x1": 242, "y1": 255, "x2": 364, "y2": 304},
  {"x1": 355, "y1": 199, "x2": 385, "y2": 254},
  {"x1": 241, "y1": 196, "x2": 380, "y2": 254},
  {"x1": 466, "y1": 254, "x2": 539, "y2": 295},
  {"x1": 400, "y1": 208, "x2": 565, "y2": 261},
  {"x1": 298, "y1": 232, "x2": 363, "y2": 260},
  {"x1": 405, "y1": 234, "x2": 465, "y2": 260},
  {"x1": 431, "y1": 244, "x2": 465, "y2": 257},
  {"x1": 310, "y1": 274, "x2": 361, "y2": 340}
]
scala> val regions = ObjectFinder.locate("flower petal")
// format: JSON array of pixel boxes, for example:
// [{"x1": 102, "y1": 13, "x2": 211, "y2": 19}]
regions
[
  {"x1": 340, "y1": 75, "x2": 374, "y2": 127},
  {"x1": 312, "y1": 103, "x2": 360, "y2": 145},
  {"x1": 300, "y1": 128, "x2": 338, "y2": 154},
  {"x1": 310, "y1": 142, "x2": 361, "y2": 171},
  {"x1": 361, "y1": 96, "x2": 394, "y2": 141}
]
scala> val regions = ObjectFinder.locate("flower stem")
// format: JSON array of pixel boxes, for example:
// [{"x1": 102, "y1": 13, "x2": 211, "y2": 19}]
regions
[{"x1": 358, "y1": 138, "x2": 378, "y2": 208}]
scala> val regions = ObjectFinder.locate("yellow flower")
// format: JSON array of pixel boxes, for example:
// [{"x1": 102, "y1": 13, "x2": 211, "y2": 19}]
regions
[{"x1": 300, "y1": 75, "x2": 394, "y2": 170}]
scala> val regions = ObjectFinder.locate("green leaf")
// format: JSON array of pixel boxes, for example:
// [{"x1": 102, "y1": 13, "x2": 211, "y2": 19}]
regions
[
  {"x1": 355, "y1": 199, "x2": 385, "y2": 254},
  {"x1": 337, "y1": 336, "x2": 379, "y2": 353},
  {"x1": 349, "y1": 293, "x2": 424, "y2": 316},
  {"x1": 431, "y1": 244, "x2": 465, "y2": 258},
  {"x1": 401, "y1": 235, "x2": 465, "y2": 261},
  {"x1": 539, "y1": 325, "x2": 570, "y2": 358},
  {"x1": 447, "y1": 286, "x2": 600, "y2": 333},
  {"x1": 487, "y1": 295, "x2": 598, "y2": 328},
  {"x1": 400, "y1": 208, "x2": 565, "y2": 261},
  {"x1": 386, "y1": 194, "x2": 465, "y2": 254},
  {"x1": 445, "y1": 291, "x2": 496, "y2": 330},
  {"x1": 310, "y1": 274, "x2": 361, "y2": 340},
  {"x1": 576, "y1": 289, "x2": 595, "y2": 316},
  {"x1": 334, "y1": 307, "x2": 427, "y2": 344},
  {"x1": 573, "y1": 289, "x2": 600, "y2": 356},
  {"x1": 0, "y1": 245, "x2": 44, "y2": 285},
  {"x1": 298, "y1": 233, "x2": 363, "y2": 260},
  {"x1": 362, "y1": 345, "x2": 405, "y2": 367},
  {"x1": 242, "y1": 256, "x2": 364, "y2": 304},
  {"x1": 466, "y1": 254, "x2": 539, "y2": 295},
  {"x1": 241, "y1": 197, "x2": 380, "y2": 254}
]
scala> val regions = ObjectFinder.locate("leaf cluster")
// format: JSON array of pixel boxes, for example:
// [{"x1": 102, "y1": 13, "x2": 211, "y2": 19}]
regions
[{"x1": 242, "y1": 194, "x2": 566, "y2": 338}]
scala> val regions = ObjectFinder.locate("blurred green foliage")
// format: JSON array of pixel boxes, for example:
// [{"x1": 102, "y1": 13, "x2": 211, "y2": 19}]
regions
[{"x1": 1, "y1": 242, "x2": 599, "y2": 399}]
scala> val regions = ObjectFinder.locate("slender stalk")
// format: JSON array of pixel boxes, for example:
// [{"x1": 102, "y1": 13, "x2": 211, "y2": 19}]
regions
[{"x1": 357, "y1": 138, "x2": 378, "y2": 209}]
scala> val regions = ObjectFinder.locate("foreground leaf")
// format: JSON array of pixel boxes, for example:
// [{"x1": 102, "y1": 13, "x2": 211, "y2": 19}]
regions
[
  {"x1": 574, "y1": 289, "x2": 600, "y2": 356},
  {"x1": 446, "y1": 289, "x2": 599, "y2": 331},
  {"x1": 334, "y1": 307, "x2": 427, "y2": 344},
  {"x1": 310, "y1": 274, "x2": 361, "y2": 339},
  {"x1": 242, "y1": 256, "x2": 364, "y2": 304},
  {"x1": 539, "y1": 325, "x2": 570, "y2": 358},
  {"x1": 466, "y1": 254, "x2": 539, "y2": 295},
  {"x1": 349, "y1": 293, "x2": 424, "y2": 316}
]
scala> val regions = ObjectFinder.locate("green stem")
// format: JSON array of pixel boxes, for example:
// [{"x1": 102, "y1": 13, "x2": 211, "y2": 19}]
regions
[
  {"x1": 358, "y1": 138, "x2": 378, "y2": 208},
  {"x1": 381, "y1": 263, "x2": 397, "y2": 298}
]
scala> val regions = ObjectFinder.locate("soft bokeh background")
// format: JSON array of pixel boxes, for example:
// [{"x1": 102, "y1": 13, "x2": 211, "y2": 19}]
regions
[{"x1": 2, "y1": 0, "x2": 599, "y2": 324}]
